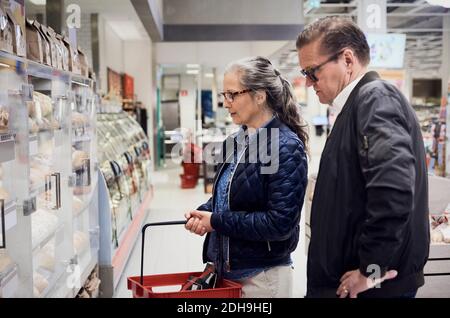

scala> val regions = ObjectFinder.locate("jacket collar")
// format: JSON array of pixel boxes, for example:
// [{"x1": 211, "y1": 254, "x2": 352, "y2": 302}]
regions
[
  {"x1": 340, "y1": 71, "x2": 380, "y2": 114},
  {"x1": 236, "y1": 116, "x2": 279, "y2": 145}
]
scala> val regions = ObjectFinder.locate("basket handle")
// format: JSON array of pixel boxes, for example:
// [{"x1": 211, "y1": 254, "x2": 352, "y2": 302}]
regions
[{"x1": 140, "y1": 220, "x2": 188, "y2": 285}]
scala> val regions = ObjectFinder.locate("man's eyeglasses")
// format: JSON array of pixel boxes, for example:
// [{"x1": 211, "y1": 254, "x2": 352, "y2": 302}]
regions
[
  {"x1": 218, "y1": 89, "x2": 252, "y2": 103},
  {"x1": 300, "y1": 50, "x2": 345, "y2": 83}
]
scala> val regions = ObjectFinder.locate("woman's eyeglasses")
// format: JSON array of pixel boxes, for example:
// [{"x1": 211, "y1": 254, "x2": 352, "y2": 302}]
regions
[
  {"x1": 218, "y1": 89, "x2": 252, "y2": 103},
  {"x1": 300, "y1": 50, "x2": 345, "y2": 82}
]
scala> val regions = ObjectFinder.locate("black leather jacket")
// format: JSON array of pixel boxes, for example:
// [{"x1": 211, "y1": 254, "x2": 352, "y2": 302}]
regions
[{"x1": 307, "y1": 72, "x2": 429, "y2": 298}]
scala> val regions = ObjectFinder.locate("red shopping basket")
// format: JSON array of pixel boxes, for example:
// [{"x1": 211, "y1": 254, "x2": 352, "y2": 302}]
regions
[{"x1": 127, "y1": 221, "x2": 242, "y2": 298}]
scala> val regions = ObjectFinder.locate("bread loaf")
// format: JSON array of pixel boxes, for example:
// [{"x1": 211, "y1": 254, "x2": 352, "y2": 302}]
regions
[
  {"x1": 27, "y1": 101, "x2": 36, "y2": 118},
  {"x1": 38, "y1": 243, "x2": 56, "y2": 272},
  {"x1": 33, "y1": 92, "x2": 52, "y2": 118},
  {"x1": 33, "y1": 272, "x2": 49, "y2": 295},
  {"x1": 72, "y1": 150, "x2": 89, "y2": 170},
  {"x1": 31, "y1": 209, "x2": 58, "y2": 249},
  {"x1": 73, "y1": 196, "x2": 84, "y2": 216},
  {"x1": 0, "y1": 186, "x2": 9, "y2": 201},
  {"x1": 72, "y1": 112, "x2": 88, "y2": 127},
  {"x1": 29, "y1": 117, "x2": 40, "y2": 133},
  {"x1": 0, "y1": 106, "x2": 9, "y2": 132},
  {"x1": 73, "y1": 231, "x2": 89, "y2": 255},
  {"x1": 33, "y1": 286, "x2": 40, "y2": 298},
  {"x1": 431, "y1": 229, "x2": 444, "y2": 243},
  {"x1": 0, "y1": 253, "x2": 13, "y2": 273}
]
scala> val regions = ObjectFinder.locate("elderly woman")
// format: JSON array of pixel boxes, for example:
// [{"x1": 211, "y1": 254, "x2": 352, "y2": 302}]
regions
[{"x1": 185, "y1": 56, "x2": 308, "y2": 298}]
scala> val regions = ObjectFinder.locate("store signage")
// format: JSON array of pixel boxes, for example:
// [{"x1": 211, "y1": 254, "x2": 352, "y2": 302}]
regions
[
  {"x1": 66, "y1": 4, "x2": 81, "y2": 29},
  {"x1": 358, "y1": 0, "x2": 387, "y2": 34}
]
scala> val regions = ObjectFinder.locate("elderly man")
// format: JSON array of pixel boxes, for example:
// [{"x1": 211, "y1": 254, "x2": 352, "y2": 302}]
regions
[{"x1": 297, "y1": 16, "x2": 429, "y2": 298}]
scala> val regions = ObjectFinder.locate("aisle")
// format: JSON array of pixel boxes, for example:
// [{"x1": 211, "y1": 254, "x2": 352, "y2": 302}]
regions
[{"x1": 114, "y1": 163, "x2": 310, "y2": 298}]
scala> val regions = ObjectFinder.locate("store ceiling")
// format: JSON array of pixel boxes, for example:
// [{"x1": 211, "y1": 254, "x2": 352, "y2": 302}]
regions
[
  {"x1": 25, "y1": 0, "x2": 149, "y2": 41},
  {"x1": 273, "y1": 0, "x2": 449, "y2": 79},
  {"x1": 24, "y1": 0, "x2": 448, "y2": 78},
  {"x1": 161, "y1": 0, "x2": 305, "y2": 41}
]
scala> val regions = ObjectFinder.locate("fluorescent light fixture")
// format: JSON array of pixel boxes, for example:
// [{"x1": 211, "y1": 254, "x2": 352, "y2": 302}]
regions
[
  {"x1": 107, "y1": 20, "x2": 145, "y2": 41},
  {"x1": 204, "y1": 73, "x2": 214, "y2": 78},
  {"x1": 186, "y1": 64, "x2": 200, "y2": 69},
  {"x1": 186, "y1": 70, "x2": 199, "y2": 75},
  {"x1": 425, "y1": 0, "x2": 450, "y2": 8},
  {"x1": 29, "y1": 0, "x2": 46, "y2": 5},
  {"x1": 0, "y1": 62, "x2": 10, "y2": 68}
]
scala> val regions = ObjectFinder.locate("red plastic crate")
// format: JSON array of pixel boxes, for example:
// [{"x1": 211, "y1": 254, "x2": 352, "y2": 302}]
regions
[
  {"x1": 182, "y1": 162, "x2": 200, "y2": 177},
  {"x1": 127, "y1": 272, "x2": 242, "y2": 298},
  {"x1": 180, "y1": 174, "x2": 198, "y2": 189}
]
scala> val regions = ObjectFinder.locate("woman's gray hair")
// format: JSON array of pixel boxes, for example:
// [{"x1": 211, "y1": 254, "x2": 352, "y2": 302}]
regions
[{"x1": 224, "y1": 56, "x2": 309, "y2": 151}]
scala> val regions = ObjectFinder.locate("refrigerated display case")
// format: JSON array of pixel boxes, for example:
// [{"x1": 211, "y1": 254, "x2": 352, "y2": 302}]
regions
[
  {"x1": 96, "y1": 112, "x2": 153, "y2": 297},
  {"x1": 417, "y1": 175, "x2": 450, "y2": 298},
  {"x1": 69, "y1": 77, "x2": 99, "y2": 297},
  {"x1": 0, "y1": 53, "x2": 29, "y2": 298},
  {"x1": 0, "y1": 49, "x2": 99, "y2": 298}
]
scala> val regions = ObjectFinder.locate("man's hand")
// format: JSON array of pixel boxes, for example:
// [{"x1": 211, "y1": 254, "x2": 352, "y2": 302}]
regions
[
  {"x1": 184, "y1": 210, "x2": 214, "y2": 236},
  {"x1": 336, "y1": 269, "x2": 398, "y2": 298}
]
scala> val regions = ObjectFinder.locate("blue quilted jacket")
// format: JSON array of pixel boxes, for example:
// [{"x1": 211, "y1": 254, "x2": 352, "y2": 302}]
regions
[{"x1": 198, "y1": 117, "x2": 308, "y2": 271}]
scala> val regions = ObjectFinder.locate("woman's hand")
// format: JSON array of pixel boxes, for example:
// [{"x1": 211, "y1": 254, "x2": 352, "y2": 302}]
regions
[{"x1": 184, "y1": 210, "x2": 214, "y2": 236}]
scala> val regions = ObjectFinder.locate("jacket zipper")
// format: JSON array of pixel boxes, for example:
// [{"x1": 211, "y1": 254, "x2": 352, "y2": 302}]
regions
[
  {"x1": 224, "y1": 143, "x2": 248, "y2": 272},
  {"x1": 225, "y1": 237, "x2": 231, "y2": 272},
  {"x1": 363, "y1": 135, "x2": 369, "y2": 150},
  {"x1": 227, "y1": 144, "x2": 248, "y2": 208}
]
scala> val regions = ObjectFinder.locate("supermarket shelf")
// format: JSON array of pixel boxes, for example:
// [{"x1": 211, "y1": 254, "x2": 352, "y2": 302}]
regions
[
  {"x1": 71, "y1": 76, "x2": 92, "y2": 87},
  {"x1": 39, "y1": 268, "x2": 65, "y2": 298},
  {"x1": 29, "y1": 129, "x2": 56, "y2": 139},
  {"x1": 32, "y1": 223, "x2": 63, "y2": 253},
  {"x1": 73, "y1": 204, "x2": 90, "y2": 219},
  {"x1": 29, "y1": 182, "x2": 48, "y2": 198},
  {"x1": 0, "y1": 261, "x2": 17, "y2": 282},
  {"x1": 72, "y1": 134, "x2": 92, "y2": 144},
  {"x1": 111, "y1": 188, "x2": 153, "y2": 290},
  {"x1": 1, "y1": 45, "x2": 99, "y2": 298},
  {"x1": 0, "y1": 264, "x2": 19, "y2": 298},
  {"x1": 79, "y1": 254, "x2": 98, "y2": 294},
  {"x1": 0, "y1": 51, "x2": 93, "y2": 84},
  {"x1": 3, "y1": 200, "x2": 16, "y2": 215}
]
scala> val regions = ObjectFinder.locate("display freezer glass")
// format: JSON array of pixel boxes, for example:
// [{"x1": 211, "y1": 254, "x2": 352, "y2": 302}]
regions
[
  {"x1": 70, "y1": 81, "x2": 99, "y2": 293},
  {"x1": 97, "y1": 113, "x2": 153, "y2": 251},
  {"x1": 0, "y1": 57, "x2": 32, "y2": 298}
]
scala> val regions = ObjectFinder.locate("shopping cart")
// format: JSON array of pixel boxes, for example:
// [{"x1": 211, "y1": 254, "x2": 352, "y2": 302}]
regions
[{"x1": 127, "y1": 220, "x2": 242, "y2": 298}]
